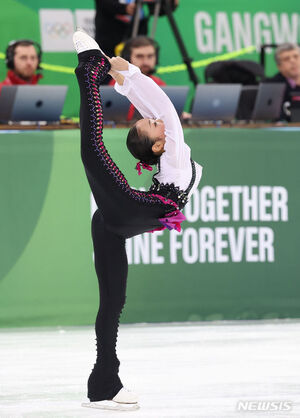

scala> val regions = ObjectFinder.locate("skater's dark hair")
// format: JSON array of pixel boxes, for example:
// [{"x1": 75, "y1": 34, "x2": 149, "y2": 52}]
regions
[{"x1": 126, "y1": 124, "x2": 162, "y2": 166}]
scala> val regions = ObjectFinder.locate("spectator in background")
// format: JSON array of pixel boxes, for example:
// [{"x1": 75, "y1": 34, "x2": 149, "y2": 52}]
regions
[
  {"x1": 266, "y1": 43, "x2": 300, "y2": 121},
  {"x1": 94, "y1": 0, "x2": 179, "y2": 84},
  {"x1": 112, "y1": 36, "x2": 165, "y2": 85},
  {"x1": 109, "y1": 35, "x2": 191, "y2": 121},
  {"x1": 109, "y1": 36, "x2": 165, "y2": 121},
  {"x1": 0, "y1": 40, "x2": 42, "y2": 95}
]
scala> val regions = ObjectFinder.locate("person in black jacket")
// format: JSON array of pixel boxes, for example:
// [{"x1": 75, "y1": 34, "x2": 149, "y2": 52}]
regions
[
  {"x1": 94, "y1": 0, "x2": 178, "y2": 83},
  {"x1": 265, "y1": 43, "x2": 300, "y2": 121}
]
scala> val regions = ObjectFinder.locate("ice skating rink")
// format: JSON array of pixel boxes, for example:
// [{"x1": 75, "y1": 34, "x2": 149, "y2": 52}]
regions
[{"x1": 1, "y1": 319, "x2": 300, "y2": 418}]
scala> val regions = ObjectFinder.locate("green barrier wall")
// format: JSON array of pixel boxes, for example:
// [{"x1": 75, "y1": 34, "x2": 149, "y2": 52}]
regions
[
  {"x1": 0, "y1": 128, "x2": 299, "y2": 327},
  {"x1": 0, "y1": 1, "x2": 299, "y2": 117}
]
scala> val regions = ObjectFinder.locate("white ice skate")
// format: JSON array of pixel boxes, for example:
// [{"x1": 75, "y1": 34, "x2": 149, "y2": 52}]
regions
[
  {"x1": 81, "y1": 387, "x2": 140, "y2": 411},
  {"x1": 73, "y1": 28, "x2": 108, "y2": 57}
]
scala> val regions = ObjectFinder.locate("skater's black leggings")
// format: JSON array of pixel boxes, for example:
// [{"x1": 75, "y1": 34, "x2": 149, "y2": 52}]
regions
[{"x1": 75, "y1": 50, "x2": 176, "y2": 402}]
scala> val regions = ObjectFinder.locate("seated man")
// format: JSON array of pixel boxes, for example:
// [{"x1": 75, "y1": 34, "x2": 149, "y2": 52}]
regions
[
  {"x1": 0, "y1": 40, "x2": 42, "y2": 95},
  {"x1": 265, "y1": 43, "x2": 300, "y2": 121},
  {"x1": 120, "y1": 36, "x2": 166, "y2": 86},
  {"x1": 109, "y1": 36, "x2": 191, "y2": 121},
  {"x1": 109, "y1": 36, "x2": 166, "y2": 121}
]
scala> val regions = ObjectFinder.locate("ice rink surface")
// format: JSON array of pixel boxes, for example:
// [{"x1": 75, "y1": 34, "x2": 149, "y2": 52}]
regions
[{"x1": 0, "y1": 319, "x2": 300, "y2": 418}]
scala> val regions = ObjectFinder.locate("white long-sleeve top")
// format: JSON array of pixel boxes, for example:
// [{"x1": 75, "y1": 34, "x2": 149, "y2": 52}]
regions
[{"x1": 114, "y1": 63, "x2": 203, "y2": 198}]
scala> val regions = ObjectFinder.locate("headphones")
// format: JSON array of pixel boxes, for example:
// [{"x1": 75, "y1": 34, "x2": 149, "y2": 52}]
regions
[
  {"x1": 121, "y1": 36, "x2": 160, "y2": 67},
  {"x1": 5, "y1": 39, "x2": 42, "y2": 70}
]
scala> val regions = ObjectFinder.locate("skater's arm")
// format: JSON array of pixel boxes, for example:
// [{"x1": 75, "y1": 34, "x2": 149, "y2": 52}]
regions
[
  {"x1": 108, "y1": 57, "x2": 186, "y2": 163},
  {"x1": 109, "y1": 58, "x2": 153, "y2": 118},
  {"x1": 115, "y1": 64, "x2": 181, "y2": 126},
  {"x1": 110, "y1": 59, "x2": 185, "y2": 155}
]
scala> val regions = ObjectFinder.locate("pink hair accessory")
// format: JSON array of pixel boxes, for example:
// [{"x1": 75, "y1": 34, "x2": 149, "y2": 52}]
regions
[{"x1": 135, "y1": 161, "x2": 153, "y2": 176}]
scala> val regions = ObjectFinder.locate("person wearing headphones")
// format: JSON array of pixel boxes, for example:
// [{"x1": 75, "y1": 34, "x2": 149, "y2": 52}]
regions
[
  {"x1": 109, "y1": 35, "x2": 191, "y2": 121},
  {"x1": 0, "y1": 40, "x2": 42, "y2": 94},
  {"x1": 119, "y1": 35, "x2": 165, "y2": 85},
  {"x1": 109, "y1": 36, "x2": 166, "y2": 120}
]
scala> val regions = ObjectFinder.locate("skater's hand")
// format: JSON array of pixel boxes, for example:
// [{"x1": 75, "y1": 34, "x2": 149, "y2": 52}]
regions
[{"x1": 108, "y1": 56, "x2": 129, "y2": 72}]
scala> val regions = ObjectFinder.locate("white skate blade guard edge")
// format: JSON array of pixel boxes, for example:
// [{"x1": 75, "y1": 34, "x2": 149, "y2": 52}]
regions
[{"x1": 81, "y1": 400, "x2": 140, "y2": 411}]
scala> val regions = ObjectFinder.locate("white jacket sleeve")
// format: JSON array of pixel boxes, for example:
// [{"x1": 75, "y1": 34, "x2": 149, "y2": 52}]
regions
[{"x1": 114, "y1": 63, "x2": 187, "y2": 165}]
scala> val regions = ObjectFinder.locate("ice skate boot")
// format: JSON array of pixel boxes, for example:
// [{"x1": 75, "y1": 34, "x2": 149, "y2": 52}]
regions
[
  {"x1": 73, "y1": 28, "x2": 108, "y2": 57},
  {"x1": 81, "y1": 387, "x2": 140, "y2": 411}
]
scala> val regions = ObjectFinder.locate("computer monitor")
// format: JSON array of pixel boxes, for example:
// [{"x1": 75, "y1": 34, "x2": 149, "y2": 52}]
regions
[
  {"x1": 191, "y1": 84, "x2": 242, "y2": 122},
  {"x1": 0, "y1": 85, "x2": 68, "y2": 123},
  {"x1": 100, "y1": 86, "x2": 132, "y2": 123},
  {"x1": 132, "y1": 85, "x2": 189, "y2": 121},
  {"x1": 251, "y1": 83, "x2": 286, "y2": 121},
  {"x1": 290, "y1": 91, "x2": 300, "y2": 122},
  {"x1": 236, "y1": 85, "x2": 259, "y2": 120},
  {"x1": 161, "y1": 86, "x2": 189, "y2": 116}
]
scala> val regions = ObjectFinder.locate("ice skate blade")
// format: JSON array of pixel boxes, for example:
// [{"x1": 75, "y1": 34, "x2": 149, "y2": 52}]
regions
[{"x1": 82, "y1": 400, "x2": 140, "y2": 411}]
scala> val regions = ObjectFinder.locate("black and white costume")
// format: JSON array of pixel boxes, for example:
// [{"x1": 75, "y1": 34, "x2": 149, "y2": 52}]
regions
[{"x1": 75, "y1": 49, "x2": 202, "y2": 402}]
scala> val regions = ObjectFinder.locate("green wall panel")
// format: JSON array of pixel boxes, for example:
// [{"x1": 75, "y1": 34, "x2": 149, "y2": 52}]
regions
[{"x1": 0, "y1": 128, "x2": 299, "y2": 327}]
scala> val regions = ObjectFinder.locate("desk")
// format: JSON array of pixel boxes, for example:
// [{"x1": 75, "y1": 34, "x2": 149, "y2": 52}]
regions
[
  {"x1": 1, "y1": 122, "x2": 300, "y2": 130},
  {"x1": 0, "y1": 128, "x2": 299, "y2": 327}
]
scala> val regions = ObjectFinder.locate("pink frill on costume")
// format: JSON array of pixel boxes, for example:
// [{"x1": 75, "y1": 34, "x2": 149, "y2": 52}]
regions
[{"x1": 147, "y1": 194, "x2": 186, "y2": 233}]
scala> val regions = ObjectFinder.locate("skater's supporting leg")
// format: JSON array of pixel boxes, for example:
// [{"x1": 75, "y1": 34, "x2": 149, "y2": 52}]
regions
[{"x1": 87, "y1": 209, "x2": 128, "y2": 401}]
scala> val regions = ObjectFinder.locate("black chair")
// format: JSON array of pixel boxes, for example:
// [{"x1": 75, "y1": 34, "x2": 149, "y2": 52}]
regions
[
  {"x1": 205, "y1": 60, "x2": 265, "y2": 85},
  {"x1": 204, "y1": 60, "x2": 265, "y2": 120}
]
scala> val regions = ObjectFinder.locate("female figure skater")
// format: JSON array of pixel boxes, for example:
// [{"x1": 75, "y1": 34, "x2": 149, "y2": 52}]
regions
[{"x1": 73, "y1": 30, "x2": 203, "y2": 411}]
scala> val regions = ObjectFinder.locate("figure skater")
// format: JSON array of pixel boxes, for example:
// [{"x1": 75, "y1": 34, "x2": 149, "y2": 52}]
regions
[{"x1": 73, "y1": 30, "x2": 203, "y2": 411}]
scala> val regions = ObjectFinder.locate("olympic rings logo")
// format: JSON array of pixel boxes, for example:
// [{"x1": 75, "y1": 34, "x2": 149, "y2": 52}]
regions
[{"x1": 44, "y1": 22, "x2": 74, "y2": 39}]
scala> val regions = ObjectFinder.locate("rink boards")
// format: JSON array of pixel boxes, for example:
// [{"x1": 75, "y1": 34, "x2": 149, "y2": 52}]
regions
[{"x1": 0, "y1": 128, "x2": 299, "y2": 326}]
